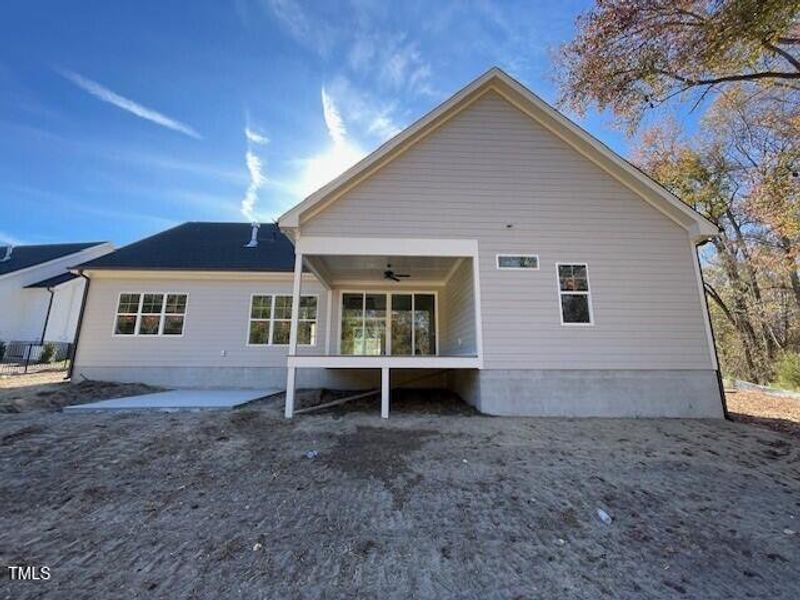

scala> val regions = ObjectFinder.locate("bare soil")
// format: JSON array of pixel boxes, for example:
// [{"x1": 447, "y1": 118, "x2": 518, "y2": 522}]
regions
[
  {"x1": 0, "y1": 373, "x2": 162, "y2": 414},
  {"x1": 727, "y1": 389, "x2": 800, "y2": 438},
  {"x1": 1, "y1": 394, "x2": 798, "y2": 599}
]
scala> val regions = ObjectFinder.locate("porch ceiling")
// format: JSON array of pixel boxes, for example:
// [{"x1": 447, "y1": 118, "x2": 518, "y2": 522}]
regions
[{"x1": 312, "y1": 254, "x2": 461, "y2": 284}]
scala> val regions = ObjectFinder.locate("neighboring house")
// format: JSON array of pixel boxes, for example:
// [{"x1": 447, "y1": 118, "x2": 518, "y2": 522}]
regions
[
  {"x1": 0, "y1": 242, "x2": 113, "y2": 351},
  {"x1": 71, "y1": 68, "x2": 724, "y2": 418}
]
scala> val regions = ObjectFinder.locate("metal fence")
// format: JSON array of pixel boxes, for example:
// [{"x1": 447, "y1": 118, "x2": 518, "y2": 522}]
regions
[{"x1": 0, "y1": 341, "x2": 72, "y2": 376}]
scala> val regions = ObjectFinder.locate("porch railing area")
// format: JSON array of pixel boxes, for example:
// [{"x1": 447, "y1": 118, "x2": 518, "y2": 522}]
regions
[{"x1": 282, "y1": 236, "x2": 484, "y2": 419}]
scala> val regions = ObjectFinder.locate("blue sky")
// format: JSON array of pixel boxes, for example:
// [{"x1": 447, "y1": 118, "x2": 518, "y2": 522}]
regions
[{"x1": 1, "y1": 0, "x2": 633, "y2": 247}]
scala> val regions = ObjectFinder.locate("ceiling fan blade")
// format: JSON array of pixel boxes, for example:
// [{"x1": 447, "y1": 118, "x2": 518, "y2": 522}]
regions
[
  {"x1": 395, "y1": 273, "x2": 411, "y2": 278},
  {"x1": 389, "y1": 274, "x2": 401, "y2": 282}
]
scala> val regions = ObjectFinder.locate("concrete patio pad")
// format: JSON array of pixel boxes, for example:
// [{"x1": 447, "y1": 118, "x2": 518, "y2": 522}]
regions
[{"x1": 64, "y1": 388, "x2": 280, "y2": 412}]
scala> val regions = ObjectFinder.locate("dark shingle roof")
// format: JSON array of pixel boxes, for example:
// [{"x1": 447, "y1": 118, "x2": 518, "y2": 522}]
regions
[
  {"x1": 76, "y1": 222, "x2": 296, "y2": 272},
  {"x1": 0, "y1": 242, "x2": 105, "y2": 277},
  {"x1": 24, "y1": 272, "x2": 80, "y2": 289}
]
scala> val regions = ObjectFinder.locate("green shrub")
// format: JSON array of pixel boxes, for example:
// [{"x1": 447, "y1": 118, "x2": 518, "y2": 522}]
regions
[
  {"x1": 774, "y1": 352, "x2": 800, "y2": 391},
  {"x1": 0, "y1": 341, "x2": 5, "y2": 361},
  {"x1": 39, "y1": 343, "x2": 56, "y2": 364}
]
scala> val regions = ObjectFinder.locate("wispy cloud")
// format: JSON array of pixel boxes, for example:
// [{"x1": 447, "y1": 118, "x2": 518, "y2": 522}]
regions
[
  {"x1": 240, "y1": 124, "x2": 269, "y2": 221},
  {"x1": 380, "y1": 36, "x2": 434, "y2": 96},
  {"x1": 0, "y1": 230, "x2": 24, "y2": 245},
  {"x1": 368, "y1": 114, "x2": 402, "y2": 140},
  {"x1": 321, "y1": 87, "x2": 347, "y2": 145},
  {"x1": 324, "y1": 76, "x2": 404, "y2": 143},
  {"x1": 291, "y1": 88, "x2": 365, "y2": 198},
  {"x1": 58, "y1": 69, "x2": 201, "y2": 139},
  {"x1": 245, "y1": 126, "x2": 269, "y2": 145},
  {"x1": 266, "y1": 0, "x2": 335, "y2": 57}
]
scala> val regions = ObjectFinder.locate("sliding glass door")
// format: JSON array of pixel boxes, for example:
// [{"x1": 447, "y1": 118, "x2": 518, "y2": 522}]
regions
[
  {"x1": 390, "y1": 293, "x2": 436, "y2": 355},
  {"x1": 341, "y1": 293, "x2": 387, "y2": 355},
  {"x1": 341, "y1": 292, "x2": 436, "y2": 356}
]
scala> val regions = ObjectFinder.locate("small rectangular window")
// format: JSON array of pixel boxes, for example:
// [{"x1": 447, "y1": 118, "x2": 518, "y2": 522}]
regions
[
  {"x1": 497, "y1": 255, "x2": 539, "y2": 270},
  {"x1": 248, "y1": 295, "x2": 317, "y2": 346},
  {"x1": 557, "y1": 264, "x2": 593, "y2": 325},
  {"x1": 114, "y1": 292, "x2": 187, "y2": 336}
]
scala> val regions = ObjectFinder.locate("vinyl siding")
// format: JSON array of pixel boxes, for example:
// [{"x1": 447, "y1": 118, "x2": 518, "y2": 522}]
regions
[
  {"x1": 441, "y1": 259, "x2": 476, "y2": 355},
  {"x1": 301, "y1": 91, "x2": 713, "y2": 370},
  {"x1": 74, "y1": 276, "x2": 328, "y2": 369}
]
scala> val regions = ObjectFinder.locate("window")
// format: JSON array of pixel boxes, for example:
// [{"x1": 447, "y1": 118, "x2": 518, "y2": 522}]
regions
[
  {"x1": 557, "y1": 264, "x2": 593, "y2": 325},
  {"x1": 341, "y1": 292, "x2": 436, "y2": 356},
  {"x1": 248, "y1": 295, "x2": 317, "y2": 346},
  {"x1": 497, "y1": 254, "x2": 539, "y2": 270},
  {"x1": 114, "y1": 293, "x2": 187, "y2": 336},
  {"x1": 341, "y1": 293, "x2": 386, "y2": 355}
]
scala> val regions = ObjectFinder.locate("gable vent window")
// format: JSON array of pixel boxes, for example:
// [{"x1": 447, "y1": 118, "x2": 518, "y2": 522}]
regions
[
  {"x1": 114, "y1": 293, "x2": 187, "y2": 336},
  {"x1": 557, "y1": 264, "x2": 593, "y2": 325},
  {"x1": 497, "y1": 255, "x2": 539, "y2": 270}
]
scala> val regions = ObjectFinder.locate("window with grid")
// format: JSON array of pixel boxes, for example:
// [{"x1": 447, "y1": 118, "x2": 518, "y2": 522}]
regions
[
  {"x1": 557, "y1": 264, "x2": 593, "y2": 325},
  {"x1": 248, "y1": 295, "x2": 317, "y2": 346},
  {"x1": 114, "y1": 293, "x2": 187, "y2": 336}
]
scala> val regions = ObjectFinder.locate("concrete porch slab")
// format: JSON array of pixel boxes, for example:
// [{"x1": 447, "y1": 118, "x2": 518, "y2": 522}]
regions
[{"x1": 64, "y1": 389, "x2": 281, "y2": 412}]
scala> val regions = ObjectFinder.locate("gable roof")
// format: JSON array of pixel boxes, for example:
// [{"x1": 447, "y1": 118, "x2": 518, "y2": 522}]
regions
[
  {"x1": 75, "y1": 222, "x2": 296, "y2": 272},
  {"x1": 279, "y1": 67, "x2": 719, "y2": 240},
  {"x1": 0, "y1": 242, "x2": 106, "y2": 278}
]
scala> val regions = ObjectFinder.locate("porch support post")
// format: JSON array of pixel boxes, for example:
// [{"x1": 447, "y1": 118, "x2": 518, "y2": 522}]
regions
[
  {"x1": 285, "y1": 251, "x2": 303, "y2": 419},
  {"x1": 381, "y1": 367, "x2": 390, "y2": 419},
  {"x1": 288, "y1": 251, "x2": 303, "y2": 354},
  {"x1": 285, "y1": 367, "x2": 296, "y2": 418},
  {"x1": 471, "y1": 254, "x2": 484, "y2": 368}
]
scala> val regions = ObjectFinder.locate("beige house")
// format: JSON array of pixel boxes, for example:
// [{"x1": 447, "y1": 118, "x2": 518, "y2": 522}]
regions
[{"x1": 71, "y1": 68, "x2": 724, "y2": 418}]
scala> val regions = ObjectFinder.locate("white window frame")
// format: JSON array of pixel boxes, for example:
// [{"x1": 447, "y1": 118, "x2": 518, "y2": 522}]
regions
[
  {"x1": 112, "y1": 292, "x2": 188, "y2": 337},
  {"x1": 246, "y1": 293, "x2": 319, "y2": 347},
  {"x1": 496, "y1": 254, "x2": 540, "y2": 271},
  {"x1": 337, "y1": 290, "x2": 440, "y2": 356},
  {"x1": 555, "y1": 263, "x2": 594, "y2": 327}
]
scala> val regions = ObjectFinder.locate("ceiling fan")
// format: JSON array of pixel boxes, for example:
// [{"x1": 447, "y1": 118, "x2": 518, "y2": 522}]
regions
[{"x1": 384, "y1": 263, "x2": 410, "y2": 282}]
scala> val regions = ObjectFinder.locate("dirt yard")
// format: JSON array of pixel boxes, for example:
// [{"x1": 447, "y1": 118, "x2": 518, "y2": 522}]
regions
[
  {"x1": 1, "y1": 394, "x2": 798, "y2": 599},
  {"x1": 0, "y1": 372, "x2": 162, "y2": 413}
]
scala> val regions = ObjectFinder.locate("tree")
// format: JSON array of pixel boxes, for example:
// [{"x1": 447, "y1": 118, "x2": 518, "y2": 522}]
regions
[
  {"x1": 557, "y1": 0, "x2": 800, "y2": 130},
  {"x1": 634, "y1": 94, "x2": 799, "y2": 382}
]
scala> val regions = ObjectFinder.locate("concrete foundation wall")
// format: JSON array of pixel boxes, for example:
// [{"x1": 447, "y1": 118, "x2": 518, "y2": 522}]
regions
[
  {"x1": 73, "y1": 366, "x2": 448, "y2": 391},
  {"x1": 74, "y1": 365, "x2": 722, "y2": 418},
  {"x1": 448, "y1": 369, "x2": 724, "y2": 418}
]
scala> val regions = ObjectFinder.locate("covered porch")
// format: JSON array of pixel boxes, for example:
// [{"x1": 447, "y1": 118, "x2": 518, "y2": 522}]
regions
[{"x1": 283, "y1": 237, "x2": 483, "y2": 418}]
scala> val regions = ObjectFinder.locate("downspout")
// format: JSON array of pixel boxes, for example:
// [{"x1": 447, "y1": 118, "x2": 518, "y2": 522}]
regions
[
  {"x1": 66, "y1": 272, "x2": 91, "y2": 380},
  {"x1": 39, "y1": 287, "x2": 56, "y2": 345},
  {"x1": 696, "y1": 240, "x2": 729, "y2": 420}
]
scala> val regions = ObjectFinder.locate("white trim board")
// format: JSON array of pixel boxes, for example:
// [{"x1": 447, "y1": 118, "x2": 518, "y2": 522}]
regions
[
  {"x1": 296, "y1": 236, "x2": 479, "y2": 257},
  {"x1": 287, "y1": 355, "x2": 480, "y2": 369},
  {"x1": 79, "y1": 269, "x2": 317, "y2": 282}
]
